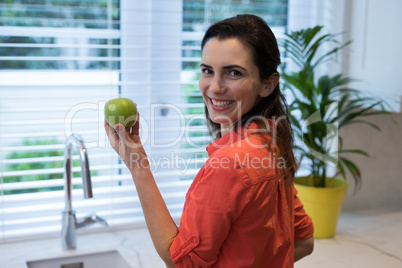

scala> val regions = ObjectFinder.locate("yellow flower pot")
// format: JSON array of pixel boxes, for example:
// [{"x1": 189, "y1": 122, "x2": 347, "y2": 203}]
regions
[{"x1": 294, "y1": 177, "x2": 349, "y2": 238}]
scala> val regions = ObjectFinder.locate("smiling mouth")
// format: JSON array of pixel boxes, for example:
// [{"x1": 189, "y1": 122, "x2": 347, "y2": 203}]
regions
[{"x1": 210, "y1": 98, "x2": 235, "y2": 108}]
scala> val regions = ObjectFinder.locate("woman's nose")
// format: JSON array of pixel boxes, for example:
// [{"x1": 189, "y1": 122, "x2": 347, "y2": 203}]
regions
[{"x1": 209, "y1": 78, "x2": 225, "y2": 94}]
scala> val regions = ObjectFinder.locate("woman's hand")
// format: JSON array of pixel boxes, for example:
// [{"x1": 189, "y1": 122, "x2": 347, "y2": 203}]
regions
[
  {"x1": 104, "y1": 116, "x2": 149, "y2": 174},
  {"x1": 294, "y1": 236, "x2": 314, "y2": 262}
]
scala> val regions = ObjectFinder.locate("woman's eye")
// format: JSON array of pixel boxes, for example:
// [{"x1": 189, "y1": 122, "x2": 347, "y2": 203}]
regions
[
  {"x1": 201, "y1": 68, "x2": 213, "y2": 75},
  {"x1": 229, "y1": 70, "x2": 242, "y2": 77}
]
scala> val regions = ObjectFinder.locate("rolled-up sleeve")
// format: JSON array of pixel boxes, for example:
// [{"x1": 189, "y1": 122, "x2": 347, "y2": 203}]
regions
[
  {"x1": 169, "y1": 159, "x2": 250, "y2": 267},
  {"x1": 293, "y1": 186, "x2": 314, "y2": 241}
]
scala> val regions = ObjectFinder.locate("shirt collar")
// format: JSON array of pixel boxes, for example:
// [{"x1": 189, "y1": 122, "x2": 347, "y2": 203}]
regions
[{"x1": 206, "y1": 120, "x2": 274, "y2": 156}]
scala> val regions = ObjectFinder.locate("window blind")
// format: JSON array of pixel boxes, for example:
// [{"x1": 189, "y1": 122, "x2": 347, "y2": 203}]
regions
[{"x1": 0, "y1": 0, "x2": 288, "y2": 243}]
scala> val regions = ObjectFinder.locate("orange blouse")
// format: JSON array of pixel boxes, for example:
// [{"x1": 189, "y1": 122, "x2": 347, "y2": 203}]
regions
[{"x1": 169, "y1": 124, "x2": 314, "y2": 267}]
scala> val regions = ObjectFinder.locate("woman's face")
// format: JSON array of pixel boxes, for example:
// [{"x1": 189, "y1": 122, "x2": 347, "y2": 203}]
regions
[{"x1": 199, "y1": 38, "x2": 274, "y2": 135}]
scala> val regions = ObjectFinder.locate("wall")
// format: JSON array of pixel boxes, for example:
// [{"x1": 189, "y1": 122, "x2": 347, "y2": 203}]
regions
[
  {"x1": 340, "y1": 112, "x2": 402, "y2": 211},
  {"x1": 343, "y1": 0, "x2": 402, "y2": 112}
]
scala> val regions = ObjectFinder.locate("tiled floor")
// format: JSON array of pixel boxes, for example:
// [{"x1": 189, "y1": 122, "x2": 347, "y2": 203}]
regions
[{"x1": 295, "y1": 208, "x2": 402, "y2": 268}]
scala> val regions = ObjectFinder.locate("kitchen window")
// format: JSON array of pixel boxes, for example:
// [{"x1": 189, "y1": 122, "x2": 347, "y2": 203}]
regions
[{"x1": 0, "y1": 0, "x2": 288, "y2": 242}]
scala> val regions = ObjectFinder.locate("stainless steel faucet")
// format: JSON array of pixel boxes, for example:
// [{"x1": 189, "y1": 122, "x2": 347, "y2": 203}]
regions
[{"x1": 61, "y1": 134, "x2": 108, "y2": 250}]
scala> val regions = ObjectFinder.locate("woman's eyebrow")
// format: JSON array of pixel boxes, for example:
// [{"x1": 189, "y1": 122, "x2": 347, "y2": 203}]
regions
[
  {"x1": 200, "y1": 63, "x2": 211, "y2": 68},
  {"x1": 200, "y1": 63, "x2": 246, "y2": 70},
  {"x1": 222, "y1": 64, "x2": 246, "y2": 71}
]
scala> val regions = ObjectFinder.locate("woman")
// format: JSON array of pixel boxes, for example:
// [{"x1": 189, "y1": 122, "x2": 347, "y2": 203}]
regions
[{"x1": 105, "y1": 14, "x2": 314, "y2": 268}]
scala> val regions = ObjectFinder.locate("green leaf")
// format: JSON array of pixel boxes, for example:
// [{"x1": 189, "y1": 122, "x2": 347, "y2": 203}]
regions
[
  {"x1": 338, "y1": 136, "x2": 344, "y2": 151},
  {"x1": 338, "y1": 149, "x2": 370, "y2": 157},
  {"x1": 313, "y1": 40, "x2": 352, "y2": 68},
  {"x1": 336, "y1": 160, "x2": 346, "y2": 180},
  {"x1": 340, "y1": 119, "x2": 382, "y2": 131},
  {"x1": 339, "y1": 157, "x2": 362, "y2": 190},
  {"x1": 338, "y1": 101, "x2": 383, "y2": 128},
  {"x1": 306, "y1": 34, "x2": 332, "y2": 64}
]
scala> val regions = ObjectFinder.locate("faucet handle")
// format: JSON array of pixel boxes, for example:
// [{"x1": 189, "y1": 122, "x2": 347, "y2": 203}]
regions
[
  {"x1": 93, "y1": 215, "x2": 108, "y2": 227},
  {"x1": 76, "y1": 214, "x2": 108, "y2": 229}
]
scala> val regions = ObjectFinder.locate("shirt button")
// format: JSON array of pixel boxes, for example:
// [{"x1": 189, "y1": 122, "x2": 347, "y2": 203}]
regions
[{"x1": 192, "y1": 237, "x2": 199, "y2": 243}]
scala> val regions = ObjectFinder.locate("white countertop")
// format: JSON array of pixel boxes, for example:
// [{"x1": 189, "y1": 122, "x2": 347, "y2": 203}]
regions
[
  {"x1": 295, "y1": 208, "x2": 402, "y2": 268},
  {"x1": 0, "y1": 226, "x2": 165, "y2": 268}
]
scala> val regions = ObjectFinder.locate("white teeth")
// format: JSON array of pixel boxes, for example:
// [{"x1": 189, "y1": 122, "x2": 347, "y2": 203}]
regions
[{"x1": 211, "y1": 99, "x2": 234, "y2": 107}]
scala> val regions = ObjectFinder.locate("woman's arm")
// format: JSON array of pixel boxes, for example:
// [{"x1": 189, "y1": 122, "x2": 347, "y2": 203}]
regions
[
  {"x1": 294, "y1": 236, "x2": 314, "y2": 262},
  {"x1": 105, "y1": 119, "x2": 178, "y2": 267}
]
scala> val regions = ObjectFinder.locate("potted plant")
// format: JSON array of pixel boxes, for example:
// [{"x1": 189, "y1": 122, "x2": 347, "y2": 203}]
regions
[{"x1": 280, "y1": 26, "x2": 390, "y2": 238}]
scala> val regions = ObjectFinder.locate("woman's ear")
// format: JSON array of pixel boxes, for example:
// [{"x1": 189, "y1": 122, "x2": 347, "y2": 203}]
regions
[{"x1": 259, "y1": 73, "x2": 280, "y2": 98}]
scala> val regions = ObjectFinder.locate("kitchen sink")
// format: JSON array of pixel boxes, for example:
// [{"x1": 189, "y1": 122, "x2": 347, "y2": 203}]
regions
[{"x1": 26, "y1": 250, "x2": 131, "y2": 268}]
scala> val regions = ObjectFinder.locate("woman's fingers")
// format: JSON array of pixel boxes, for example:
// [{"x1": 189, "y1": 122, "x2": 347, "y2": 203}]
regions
[
  {"x1": 112, "y1": 123, "x2": 127, "y2": 160},
  {"x1": 104, "y1": 118, "x2": 116, "y2": 136},
  {"x1": 130, "y1": 113, "x2": 140, "y2": 136},
  {"x1": 104, "y1": 119, "x2": 118, "y2": 148},
  {"x1": 115, "y1": 123, "x2": 132, "y2": 145}
]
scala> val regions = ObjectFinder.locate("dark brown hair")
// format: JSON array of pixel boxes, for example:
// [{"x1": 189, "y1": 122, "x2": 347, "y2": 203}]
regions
[{"x1": 201, "y1": 14, "x2": 297, "y2": 184}]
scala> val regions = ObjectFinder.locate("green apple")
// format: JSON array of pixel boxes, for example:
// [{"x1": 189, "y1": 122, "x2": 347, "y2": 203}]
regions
[{"x1": 105, "y1": 98, "x2": 138, "y2": 129}]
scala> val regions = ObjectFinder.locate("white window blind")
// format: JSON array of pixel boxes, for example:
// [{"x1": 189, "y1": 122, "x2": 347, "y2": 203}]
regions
[{"x1": 0, "y1": 0, "x2": 288, "y2": 243}]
